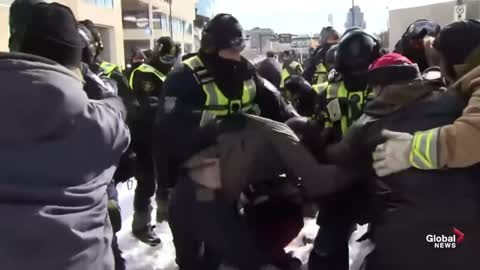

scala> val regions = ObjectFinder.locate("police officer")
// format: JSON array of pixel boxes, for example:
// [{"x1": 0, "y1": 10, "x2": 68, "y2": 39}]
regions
[
  {"x1": 280, "y1": 50, "x2": 304, "y2": 89},
  {"x1": 395, "y1": 19, "x2": 441, "y2": 72},
  {"x1": 283, "y1": 75, "x2": 317, "y2": 117},
  {"x1": 153, "y1": 13, "x2": 297, "y2": 270},
  {"x1": 78, "y1": 20, "x2": 129, "y2": 91},
  {"x1": 310, "y1": 44, "x2": 339, "y2": 95},
  {"x1": 303, "y1": 27, "x2": 340, "y2": 85},
  {"x1": 77, "y1": 22, "x2": 127, "y2": 270},
  {"x1": 308, "y1": 30, "x2": 382, "y2": 270},
  {"x1": 129, "y1": 36, "x2": 180, "y2": 245}
]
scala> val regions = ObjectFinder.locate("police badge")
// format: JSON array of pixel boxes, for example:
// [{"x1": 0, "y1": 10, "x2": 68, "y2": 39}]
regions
[
  {"x1": 164, "y1": 96, "x2": 177, "y2": 113},
  {"x1": 142, "y1": 81, "x2": 155, "y2": 92}
]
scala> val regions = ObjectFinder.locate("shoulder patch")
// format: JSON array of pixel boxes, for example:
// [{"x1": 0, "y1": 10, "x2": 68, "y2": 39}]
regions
[{"x1": 164, "y1": 96, "x2": 177, "y2": 114}]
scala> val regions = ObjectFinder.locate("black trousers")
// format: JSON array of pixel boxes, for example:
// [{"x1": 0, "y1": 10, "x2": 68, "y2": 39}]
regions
[
  {"x1": 308, "y1": 224, "x2": 351, "y2": 270},
  {"x1": 169, "y1": 175, "x2": 264, "y2": 270},
  {"x1": 133, "y1": 142, "x2": 169, "y2": 213},
  {"x1": 107, "y1": 181, "x2": 126, "y2": 270}
]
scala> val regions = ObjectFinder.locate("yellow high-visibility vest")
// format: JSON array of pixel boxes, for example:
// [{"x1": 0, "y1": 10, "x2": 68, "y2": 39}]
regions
[
  {"x1": 129, "y1": 63, "x2": 166, "y2": 90},
  {"x1": 312, "y1": 81, "x2": 328, "y2": 94},
  {"x1": 280, "y1": 61, "x2": 303, "y2": 88},
  {"x1": 183, "y1": 56, "x2": 258, "y2": 127},
  {"x1": 100, "y1": 61, "x2": 119, "y2": 78},
  {"x1": 313, "y1": 63, "x2": 328, "y2": 85},
  {"x1": 323, "y1": 81, "x2": 368, "y2": 136}
]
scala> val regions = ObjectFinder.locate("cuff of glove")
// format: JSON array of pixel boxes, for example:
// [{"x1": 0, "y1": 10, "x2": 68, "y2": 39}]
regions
[{"x1": 409, "y1": 128, "x2": 440, "y2": 170}]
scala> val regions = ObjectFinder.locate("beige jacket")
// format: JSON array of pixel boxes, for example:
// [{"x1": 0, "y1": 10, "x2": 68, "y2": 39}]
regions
[
  {"x1": 435, "y1": 65, "x2": 480, "y2": 168},
  {"x1": 184, "y1": 114, "x2": 353, "y2": 201}
]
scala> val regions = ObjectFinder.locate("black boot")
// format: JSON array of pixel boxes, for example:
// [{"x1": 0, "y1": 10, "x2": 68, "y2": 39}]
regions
[
  {"x1": 132, "y1": 225, "x2": 161, "y2": 246},
  {"x1": 132, "y1": 211, "x2": 161, "y2": 246}
]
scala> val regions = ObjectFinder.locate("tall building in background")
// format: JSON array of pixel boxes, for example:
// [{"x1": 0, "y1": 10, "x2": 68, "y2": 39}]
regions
[
  {"x1": 0, "y1": 0, "x2": 125, "y2": 66},
  {"x1": 345, "y1": 5, "x2": 366, "y2": 29},
  {"x1": 328, "y1": 13, "x2": 334, "y2": 26},
  {"x1": 122, "y1": 0, "x2": 196, "y2": 61}
]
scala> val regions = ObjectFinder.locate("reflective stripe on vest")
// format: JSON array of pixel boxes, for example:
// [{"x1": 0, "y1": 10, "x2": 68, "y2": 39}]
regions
[
  {"x1": 313, "y1": 63, "x2": 328, "y2": 85},
  {"x1": 312, "y1": 82, "x2": 328, "y2": 94},
  {"x1": 183, "y1": 56, "x2": 257, "y2": 126},
  {"x1": 129, "y1": 63, "x2": 166, "y2": 89},
  {"x1": 409, "y1": 128, "x2": 440, "y2": 170},
  {"x1": 100, "y1": 61, "x2": 118, "y2": 78},
  {"x1": 324, "y1": 82, "x2": 367, "y2": 136}
]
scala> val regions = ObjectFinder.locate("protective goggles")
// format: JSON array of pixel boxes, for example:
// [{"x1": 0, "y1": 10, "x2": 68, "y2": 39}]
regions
[{"x1": 229, "y1": 36, "x2": 249, "y2": 49}]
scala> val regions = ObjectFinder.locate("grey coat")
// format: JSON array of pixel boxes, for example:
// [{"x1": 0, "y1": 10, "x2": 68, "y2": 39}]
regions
[
  {"x1": 184, "y1": 114, "x2": 353, "y2": 202},
  {"x1": 0, "y1": 53, "x2": 130, "y2": 270}
]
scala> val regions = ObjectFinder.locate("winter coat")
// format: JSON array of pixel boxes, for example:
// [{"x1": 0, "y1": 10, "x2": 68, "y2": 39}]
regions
[
  {"x1": 327, "y1": 81, "x2": 480, "y2": 270},
  {"x1": 183, "y1": 114, "x2": 354, "y2": 202},
  {"x1": 0, "y1": 53, "x2": 130, "y2": 270},
  {"x1": 431, "y1": 65, "x2": 480, "y2": 168},
  {"x1": 153, "y1": 52, "x2": 298, "y2": 189},
  {"x1": 257, "y1": 57, "x2": 282, "y2": 89}
]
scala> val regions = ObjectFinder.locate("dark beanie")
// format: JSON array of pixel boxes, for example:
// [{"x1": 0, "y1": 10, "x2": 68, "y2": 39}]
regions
[
  {"x1": 434, "y1": 20, "x2": 480, "y2": 71},
  {"x1": 21, "y1": 2, "x2": 84, "y2": 68},
  {"x1": 9, "y1": 0, "x2": 44, "y2": 51}
]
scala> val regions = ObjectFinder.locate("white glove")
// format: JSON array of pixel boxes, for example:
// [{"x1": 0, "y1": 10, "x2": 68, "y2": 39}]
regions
[{"x1": 372, "y1": 130, "x2": 414, "y2": 177}]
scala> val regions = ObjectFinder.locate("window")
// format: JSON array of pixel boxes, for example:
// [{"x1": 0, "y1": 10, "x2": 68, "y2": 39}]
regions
[
  {"x1": 84, "y1": 0, "x2": 113, "y2": 8},
  {"x1": 123, "y1": 11, "x2": 193, "y2": 35}
]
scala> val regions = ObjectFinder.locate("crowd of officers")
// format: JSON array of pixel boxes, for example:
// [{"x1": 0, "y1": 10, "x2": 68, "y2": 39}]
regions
[{"x1": 3, "y1": 0, "x2": 480, "y2": 270}]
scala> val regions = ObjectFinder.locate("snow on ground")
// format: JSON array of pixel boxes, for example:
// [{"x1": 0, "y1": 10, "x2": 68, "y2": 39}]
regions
[{"x1": 116, "y1": 181, "x2": 373, "y2": 270}]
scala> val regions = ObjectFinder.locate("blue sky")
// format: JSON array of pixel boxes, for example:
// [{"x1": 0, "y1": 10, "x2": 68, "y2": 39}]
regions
[{"x1": 215, "y1": 0, "x2": 451, "y2": 34}]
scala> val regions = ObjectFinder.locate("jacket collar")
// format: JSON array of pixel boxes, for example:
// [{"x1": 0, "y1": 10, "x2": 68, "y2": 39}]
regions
[{"x1": 365, "y1": 81, "x2": 434, "y2": 117}]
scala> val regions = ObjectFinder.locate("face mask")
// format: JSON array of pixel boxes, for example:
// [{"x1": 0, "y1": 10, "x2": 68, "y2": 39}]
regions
[{"x1": 159, "y1": 54, "x2": 177, "y2": 65}]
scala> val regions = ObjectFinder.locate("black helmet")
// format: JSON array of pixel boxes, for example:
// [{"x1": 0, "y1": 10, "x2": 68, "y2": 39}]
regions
[
  {"x1": 398, "y1": 19, "x2": 441, "y2": 71},
  {"x1": 324, "y1": 44, "x2": 338, "y2": 71},
  {"x1": 78, "y1": 23, "x2": 96, "y2": 65},
  {"x1": 402, "y1": 19, "x2": 441, "y2": 41},
  {"x1": 433, "y1": 19, "x2": 480, "y2": 78},
  {"x1": 78, "y1": 20, "x2": 104, "y2": 55},
  {"x1": 342, "y1": 27, "x2": 362, "y2": 38},
  {"x1": 201, "y1": 13, "x2": 247, "y2": 53},
  {"x1": 335, "y1": 31, "x2": 381, "y2": 74},
  {"x1": 154, "y1": 36, "x2": 179, "y2": 64}
]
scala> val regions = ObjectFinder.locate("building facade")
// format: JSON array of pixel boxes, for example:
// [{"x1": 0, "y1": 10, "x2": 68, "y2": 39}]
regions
[
  {"x1": 0, "y1": 0, "x2": 125, "y2": 67},
  {"x1": 389, "y1": 0, "x2": 480, "y2": 51},
  {"x1": 122, "y1": 0, "x2": 196, "y2": 61}
]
